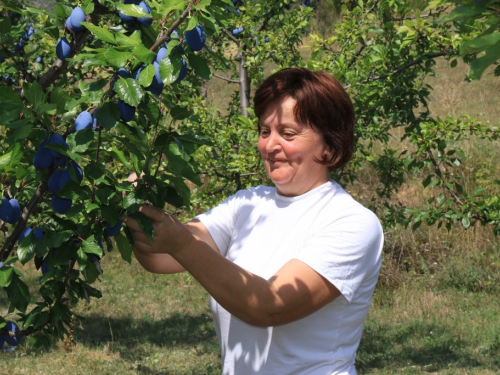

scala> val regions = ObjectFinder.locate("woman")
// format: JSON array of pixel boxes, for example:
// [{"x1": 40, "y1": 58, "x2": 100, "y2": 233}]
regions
[{"x1": 125, "y1": 68, "x2": 384, "y2": 375}]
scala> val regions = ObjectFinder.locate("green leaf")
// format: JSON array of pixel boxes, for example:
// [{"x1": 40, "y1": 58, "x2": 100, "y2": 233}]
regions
[
  {"x1": 186, "y1": 16, "x2": 199, "y2": 31},
  {"x1": 439, "y1": 4, "x2": 486, "y2": 23},
  {"x1": 137, "y1": 64, "x2": 155, "y2": 87},
  {"x1": 67, "y1": 128, "x2": 94, "y2": 153},
  {"x1": 0, "y1": 266, "x2": 14, "y2": 287},
  {"x1": 6, "y1": 274, "x2": 30, "y2": 313},
  {"x1": 9, "y1": 124, "x2": 32, "y2": 142},
  {"x1": 159, "y1": 0, "x2": 186, "y2": 14},
  {"x1": 469, "y1": 40, "x2": 500, "y2": 80},
  {"x1": 117, "y1": 3, "x2": 151, "y2": 18},
  {"x1": 115, "y1": 78, "x2": 144, "y2": 107},
  {"x1": 0, "y1": 17, "x2": 12, "y2": 36},
  {"x1": 115, "y1": 32, "x2": 142, "y2": 46},
  {"x1": 133, "y1": 44, "x2": 156, "y2": 64},
  {"x1": 159, "y1": 55, "x2": 181, "y2": 85},
  {"x1": 110, "y1": 147, "x2": 133, "y2": 169},
  {"x1": 46, "y1": 231, "x2": 73, "y2": 248},
  {"x1": 170, "y1": 105, "x2": 193, "y2": 120},
  {"x1": 194, "y1": 0, "x2": 211, "y2": 10},
  {"x1": 18, "y1": 234, "x2": 38, "y2": 264},
  {"x1": 23, "y1": 81, "x2": 45, "y2": 111},
  {"x1": 165, "y1": 142, "x2": 202, "y2": 185},
  {"x1": 95, "y1": 187, "x2": 116, "y2": 206},
  {"x1": 186, "y1": 53, "x2": 211, "y2": 80},
  {"x1": 82, "y1": 239, "x2": 104, "y2": 257},
  {"x1": 115, "y1": 233, "x2": 132, "y2": 263},
  {"x1": 96, "y1": 101, "x2": 120, "y2": 130},
  {"x1": 461, "y1": 31, "x2": 500, "y2": 56},
  {"x1": 0, "y1": 142, "x2": 23, "y2": 172},
  {"x1": 103, "y1": 48, "x2": 133, "y2": 68},
  {"x1": 82, "y1": 0, "x2": 94, "y2": 14},
  {"x1": 0, "y1": 86, "x2": 24, "y2": 122},
  {"x1": 134, "y1": 211, "x2": 154, "y2": 243},
  {"x1": 81, "y1": 22, "x2": 116, "y2": 44}
]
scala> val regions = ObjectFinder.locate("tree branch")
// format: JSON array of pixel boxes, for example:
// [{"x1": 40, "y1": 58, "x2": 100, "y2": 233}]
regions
[
  {"x1": 343, "y1": 51, "x2": 452, "y2": 89},
  {"x1": 213, "y1": 73, "x2": 239, "y2": 83},
  {"x1": 0, "y1": 181, "x2": 46, "y2": 261},
  {"x1": 150, "y1": 4, "x2": 192, "y2": 51}
]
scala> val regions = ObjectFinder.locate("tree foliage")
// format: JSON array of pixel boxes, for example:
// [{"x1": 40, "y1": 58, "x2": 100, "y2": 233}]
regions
[{"x1": 0, "y1": 0, "x2": 497, "y2": 348}]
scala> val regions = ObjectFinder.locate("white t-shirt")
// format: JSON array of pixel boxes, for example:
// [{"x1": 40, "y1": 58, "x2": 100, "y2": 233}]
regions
[{"x1": 196, "y1": 181, "x2": 383, "y2": 375}]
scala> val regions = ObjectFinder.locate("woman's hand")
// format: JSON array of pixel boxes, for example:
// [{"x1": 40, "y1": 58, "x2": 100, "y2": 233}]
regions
[{"x1": 124, "y1": 205, "x2": 194, "y2": 256}]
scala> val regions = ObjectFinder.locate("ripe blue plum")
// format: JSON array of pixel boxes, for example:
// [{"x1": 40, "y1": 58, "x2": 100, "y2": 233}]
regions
[
  {"x1": 75, "y1": 111, "x2": 93, "y2": 131},
  {"x1": 65, "y1": 17, "x2": 74, "y2": 32},
  {"x1": 41, "y1": 249, "x2": 57, "y2": 275},
  {"x1": 118, "y1": 100, "x2": 136, "y2": 122},
  {"x1": 0, "y1": 198, "x2": 14, "y2": 223},
  {"x1": 156, "y1": 47, "x2": 167, "y2": 63},
  {"x1": 70, "y1": 7, "x2": 86, "y2": 32},
  {"x1": 51, "y1": 195, "x2": 72, "y2": 214},
  {"x1": 185, "y1": 25, "x2": 206, "y2": 52},
  {"x1": 18, "y1": 227, "x2": 32, "y2": 244},
  {"x1": 56, "y1": 37, "x2": 72, "y2": 61},
  {"x1": 137, "y1": 2, "x2": 153, "y2": 27},
  {"x1": 33, "y1": 148, "x2": 53, "y2": 169},
  {"x1": 119, "y1": 0, "x2": 141, "y2": 23},
  {"x1": 48, "y1": 133, "x2": 67, "y2": 158},
  {"x1": 117, "y1": 68, "x2": 131, "y2": 78},
  {"x1": 176, "y1": 58, "x2": 188, "y2": 82},
  {"x1": 69, "y1": 161, "x2": 84, "y2": 183},
  {"x1": 4, "y1": 322, "x2": 20, "y2": 346},
  {"x1": 48, "y1": 169, "x2": 65, "y2": 194},
  {"x1": 105, "y1": 219, "x2": 122, "y2": 236},
  {"x1": 232, "y1": 27, "x2": 244, "y2": 36},
  {"x1": 9, "y1": 199, "x2": 21, "y2": 224},
  {"x1": 33, "y1": 227, "x2": 45, "y2": 240},
  {"x1": 147, "y1": 62, "x2": 163, "y2": 95}
]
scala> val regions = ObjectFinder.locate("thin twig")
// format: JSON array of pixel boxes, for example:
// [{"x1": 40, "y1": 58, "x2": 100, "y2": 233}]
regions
[{"x1": 213, "y1": 73, "x2": 239, "y2": 83}]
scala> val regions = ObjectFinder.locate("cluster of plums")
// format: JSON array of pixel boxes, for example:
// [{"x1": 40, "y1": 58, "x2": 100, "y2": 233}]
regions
[
  {"x1": 0, "y1": 321, "x2": 21, "y2": 349},
  {"x1": 56, "y1": 6, "x2": 87, "y2": 61},
  {"x1": 14, "y1": 22, "x2": 37, "y2": 52},
  {"x1": 119, "y1": 0, "x2": 153, "y2": 27},
  {"x1": 33, "y1": 133, "x2": 83, "y2": 215}
]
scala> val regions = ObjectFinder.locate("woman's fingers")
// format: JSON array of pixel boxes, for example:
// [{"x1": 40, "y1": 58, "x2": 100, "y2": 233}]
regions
[{"x1": 138, "y1": 204, "x2": 166, "y2": 223}]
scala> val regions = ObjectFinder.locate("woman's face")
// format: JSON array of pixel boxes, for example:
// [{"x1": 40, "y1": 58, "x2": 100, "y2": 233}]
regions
[{"x1": 258, "y1": 97, "x2": 330, "y2": 197}]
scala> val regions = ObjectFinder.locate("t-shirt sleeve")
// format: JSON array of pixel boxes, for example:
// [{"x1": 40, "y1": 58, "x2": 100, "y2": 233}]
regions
[
  {"x1": 195, "y1": 193, "x2": 239, "y2": 256},
  {"x1": 294, "y1": 205, "x2": 383, "y2": 304}
]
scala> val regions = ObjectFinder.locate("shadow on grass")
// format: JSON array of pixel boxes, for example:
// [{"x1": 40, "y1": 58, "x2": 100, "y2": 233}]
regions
[
  {"x1": 76, "y1": 311, "x2": 218, "y2": 357},
  {"x1": 356, "y1": 320, "x2": 486, "y2": 373}
]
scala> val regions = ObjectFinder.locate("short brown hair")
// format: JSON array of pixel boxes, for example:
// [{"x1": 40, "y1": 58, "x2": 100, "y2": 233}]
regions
[{"x1": 254, "y1": 68, "x2": 355, "y2": 170}]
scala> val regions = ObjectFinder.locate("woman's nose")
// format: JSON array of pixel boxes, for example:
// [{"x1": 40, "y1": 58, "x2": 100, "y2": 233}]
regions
[{"x1": 265, "y1": 132, "x2": 281, "y2": 153}]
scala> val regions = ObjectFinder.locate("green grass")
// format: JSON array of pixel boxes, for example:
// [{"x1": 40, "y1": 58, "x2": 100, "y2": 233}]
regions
[
  {"x1": 0, "y1": 251, "x2": 220, "y2": 374},
  {"x1": 2, "y1": 251, "x2": 500, "y2": 374}
]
